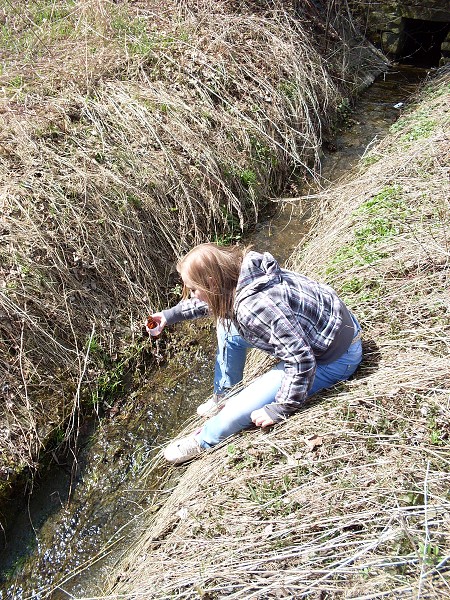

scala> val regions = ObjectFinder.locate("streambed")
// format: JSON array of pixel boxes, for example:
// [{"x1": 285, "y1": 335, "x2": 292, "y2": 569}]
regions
[{"x1": 0, "y1": 64, "x2": 429, "y2": 599}]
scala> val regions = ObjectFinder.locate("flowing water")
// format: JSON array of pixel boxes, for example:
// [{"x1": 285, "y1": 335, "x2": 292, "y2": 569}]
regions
[{"x1": 0, "y1": 64, "x2": 430, "y2": 599}]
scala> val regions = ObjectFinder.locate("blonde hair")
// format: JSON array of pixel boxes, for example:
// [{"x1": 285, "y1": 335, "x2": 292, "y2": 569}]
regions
[{"x1": 177, "y1": 243, "x2": 250, "y2": 321}]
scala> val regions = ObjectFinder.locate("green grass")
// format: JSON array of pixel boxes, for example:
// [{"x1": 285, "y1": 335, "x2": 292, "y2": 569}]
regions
[
  {"x1": 390, "y1": 108, "x2": 436, "y2": 143},
  {"x1": 361, "y1": 153, "x2": 382, "y2": 166},
  {"x1": 250, "y1": 135, "x2": 279, "y2": 169},
  {"x1": 339, "y1": 277, "x2": 382, "y2": 305},
  {"x1": 327, "y1": 185, "x2": 406, "y2": 274},
  {"x1": 112, "y1": 12, "x2": 190, "y2": 56},
  {"x1": 0, "y1": 1, "x2": 76, "y2": 56},
  {"x1": 278, "y1": 79, "x2": 299, "y2": 101},
  {"x1": 0, "y1": 1, "x2": 183, "y2": 68},
  {"x1": 421, "y1": 79, "x2": 450, "y2": 100},
  {"x1": 30, "y1": 1, "x2": 76, "y2": 26},
  {"x1": 239, "y1": 168, "x2": 258, "y2": 189}
]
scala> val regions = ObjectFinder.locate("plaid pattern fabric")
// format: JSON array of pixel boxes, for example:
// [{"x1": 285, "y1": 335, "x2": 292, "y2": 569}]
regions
[
  {"x1": 233, "y1": 252, "x2": 346, "y2": 419},
  {"x1": 164, "y1": 297, "x2": 209, "y2": 323}
]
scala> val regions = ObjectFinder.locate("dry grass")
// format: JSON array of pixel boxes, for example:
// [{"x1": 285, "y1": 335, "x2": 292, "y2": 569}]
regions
[
  {"x1": 0, "y1": 1, "x2": 384, "y2": 478},
  {"x1": 96, "y1": 70, "x2": 450, "y2": 599}
]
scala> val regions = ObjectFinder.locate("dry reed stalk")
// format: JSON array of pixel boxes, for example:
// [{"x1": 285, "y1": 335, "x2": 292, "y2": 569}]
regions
[{"x1": 98, "y1": 70, "x2": 450, "y2": 600}]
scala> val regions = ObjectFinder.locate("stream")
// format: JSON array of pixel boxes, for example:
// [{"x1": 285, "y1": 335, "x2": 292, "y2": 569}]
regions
[{"x1": 0, "y1": 64, "x2": 430, "y2": 599}]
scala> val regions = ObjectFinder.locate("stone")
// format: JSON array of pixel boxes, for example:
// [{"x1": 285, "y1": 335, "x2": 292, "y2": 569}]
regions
[
  {"x1": 382, "y1": 31, "x2": 403, "y2": 54},
  {"x1": 350, "y1": 0, "x2": 450, "y2": 62},
  {"x1": 386, "y1": 24, "x2": 404, "y2": 35}
]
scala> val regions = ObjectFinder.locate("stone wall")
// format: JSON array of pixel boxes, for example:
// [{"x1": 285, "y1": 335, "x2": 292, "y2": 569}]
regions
[{"x1": 349, "y1": 1, "x2": 450, "y2": 65}]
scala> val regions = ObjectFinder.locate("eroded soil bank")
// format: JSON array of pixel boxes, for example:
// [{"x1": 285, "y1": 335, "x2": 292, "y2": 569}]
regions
[
  {"x1": 1, "y1": 0, "x2": 384, "y2": 495},
  {"x1": 0, "y1": 2, "x2": 391, "y2": 592}
]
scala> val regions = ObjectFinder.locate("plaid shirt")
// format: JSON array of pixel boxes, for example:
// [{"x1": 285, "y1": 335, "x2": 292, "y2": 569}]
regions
[
  {"x1": 164, "y1": 251, "x2": 350, "y2": 422},
  {"x1": 234, "y1": 251, "x2": 348, "y2": 421}
]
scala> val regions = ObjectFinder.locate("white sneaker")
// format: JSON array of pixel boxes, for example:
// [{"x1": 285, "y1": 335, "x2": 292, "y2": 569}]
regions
[
  {"x1": 196, "y1": 393, "x2": 226, "y2": 417},
  {"x1": 164, "y1": 434, "x2": 203, "y2": 465}
]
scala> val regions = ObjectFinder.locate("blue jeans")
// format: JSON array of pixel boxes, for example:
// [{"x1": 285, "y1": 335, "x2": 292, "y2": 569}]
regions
[
  {"x1": 213, "y1": 321, "x2": 253, "y2": 394},
  {"x1": 197, "y1": 317, "x2": 362, "y2": 448}
]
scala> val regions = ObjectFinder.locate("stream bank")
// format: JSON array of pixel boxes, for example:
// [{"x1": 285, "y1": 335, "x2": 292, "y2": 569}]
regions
[{"x1": 0, "y1": 63, "x2": 432, "y2": 599}]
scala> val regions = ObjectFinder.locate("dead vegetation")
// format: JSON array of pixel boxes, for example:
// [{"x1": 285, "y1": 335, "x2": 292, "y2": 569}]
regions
[
  {"x1": 99, "y1": 70, "x2": 450, "y2": 599},
  {"x1": 0, "y1": 1, "x2": 384, "y2": 481}
]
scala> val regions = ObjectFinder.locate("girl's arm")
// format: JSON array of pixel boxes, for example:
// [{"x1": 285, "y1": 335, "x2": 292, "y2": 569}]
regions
[
  {"x1": 162, "y1": 298, "x2": 209, "y2": 325},
  {"x1": 238, "y1": 299, "x2": 316, "y2": 423},
  {"x1": 146, "y1": 299, "x2": 209, "y2": 335}
]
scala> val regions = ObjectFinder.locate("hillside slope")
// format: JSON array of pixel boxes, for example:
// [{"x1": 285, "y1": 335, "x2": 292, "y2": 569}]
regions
[{"x1": 107, "y1": 68, "x2": 450, "y2": 599}]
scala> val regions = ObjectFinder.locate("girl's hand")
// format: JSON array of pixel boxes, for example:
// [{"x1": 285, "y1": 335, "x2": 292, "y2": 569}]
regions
[
  {"x1": 146, "y1": 312, "x2": 167, "y2": 336},
  {"x1": 251, "y1": 408, "x2": 275, "y2": 428}
]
